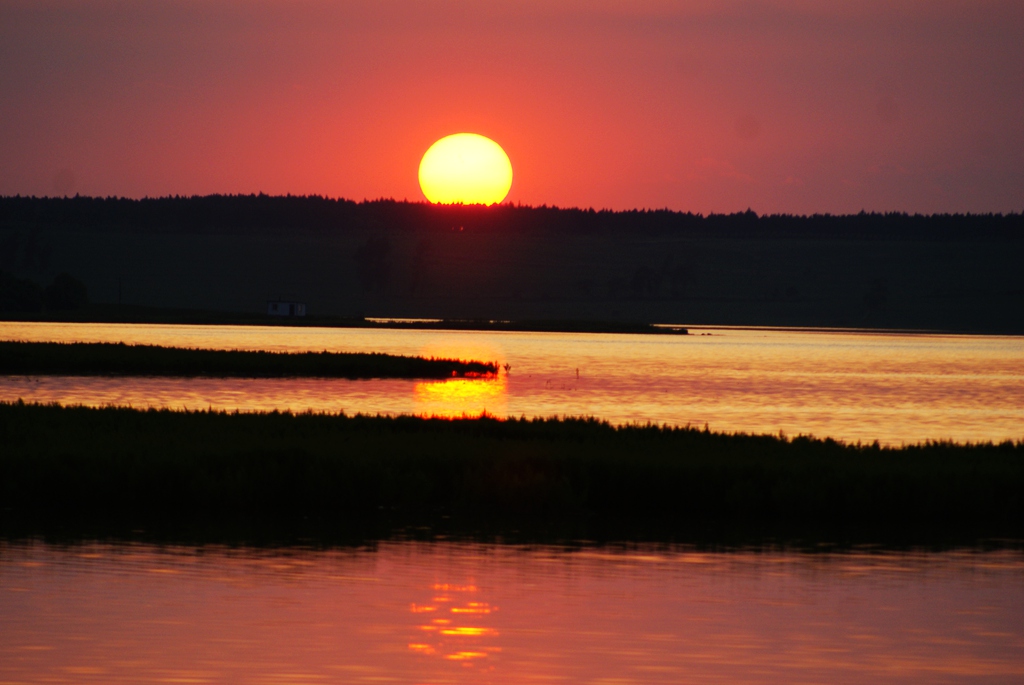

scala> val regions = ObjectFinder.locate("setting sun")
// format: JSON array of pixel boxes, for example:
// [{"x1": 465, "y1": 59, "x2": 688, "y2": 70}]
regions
[{"x1": 418, "y1": 133, "x2": 513, "y2": 205}]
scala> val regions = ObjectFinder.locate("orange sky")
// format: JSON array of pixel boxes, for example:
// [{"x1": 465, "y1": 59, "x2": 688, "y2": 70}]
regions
[{"x1": 1, "y1": 0, "x2": 1022, "y2": 214}]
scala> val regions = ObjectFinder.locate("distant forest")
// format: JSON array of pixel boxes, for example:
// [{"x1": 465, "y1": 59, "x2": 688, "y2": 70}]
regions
[{"x1": 1, "y1": 195, "x2": 1021, "y2": 239}]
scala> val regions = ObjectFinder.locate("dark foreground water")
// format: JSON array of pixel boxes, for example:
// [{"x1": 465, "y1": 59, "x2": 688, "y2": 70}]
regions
[{"x1": 2, "y1": 541, "x2": 1022, "y2": 684}]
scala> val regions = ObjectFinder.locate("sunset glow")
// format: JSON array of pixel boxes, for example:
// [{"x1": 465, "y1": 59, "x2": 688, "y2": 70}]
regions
[
  {"x1": 1, "y1": 1, "x2": 1022, "y2": 683},
  {"x1": 1, "y1": 3, "x2": 1021, "y2": 212},
  {"x1": 418, "y1": 133, "x2": 513, "y2": 205}
]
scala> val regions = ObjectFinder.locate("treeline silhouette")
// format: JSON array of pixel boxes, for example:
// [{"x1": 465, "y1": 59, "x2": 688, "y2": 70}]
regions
[
  {"x1": 1, "y1": 195, "x2": 1021, "y2": 240},
  {"x1": 0, "y1": 271, "x2": 88, "y2": 313}
]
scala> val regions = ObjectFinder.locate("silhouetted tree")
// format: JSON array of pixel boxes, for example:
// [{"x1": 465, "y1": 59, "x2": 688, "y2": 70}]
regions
[
  {"x1": 355, "y1": 236, "x2": 392, "y2": 293},
  {"x1": 864, "y1": 279, "x2": 888, "y2": 311},
  {"x1": 0, "y1": 232, "x2": 20, "y2": 268},
  {"x1": 44, "y1": 273, "x2": 89, "y2": 311},
  {"x1": 630, "y1": 266, "x2": 661, "y2": 299},
  {"x1": 408, "y1": 238, "x2": 433, "y2": 295},
  {"x1": 0, "y1": 271, "x2": 43, "y2": 312}
]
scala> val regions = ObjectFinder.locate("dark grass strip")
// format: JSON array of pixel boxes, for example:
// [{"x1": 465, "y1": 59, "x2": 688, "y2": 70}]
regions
[
  {"x1": 1, "y1": 402, "x2": 1022, "y2": 537},
  {"x1": 0, "y1": 341, "x2": 496, "y2": 378}
]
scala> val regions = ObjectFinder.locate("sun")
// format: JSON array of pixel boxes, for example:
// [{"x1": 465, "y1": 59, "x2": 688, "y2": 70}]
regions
[{"x1": 418, "y1": 133, "x2": 513, "y2": 205}]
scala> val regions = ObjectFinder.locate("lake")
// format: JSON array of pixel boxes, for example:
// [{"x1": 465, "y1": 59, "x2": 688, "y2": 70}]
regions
[
  {"x1": 2, "y1": 322, "x2": 1023, "y2": 680},
  {"x1": 1, "y1": 321, "x2": 1022, "y2": 445},
  {"x1": 1, "y1": 541, "x2": 1022, "y2": 684}
]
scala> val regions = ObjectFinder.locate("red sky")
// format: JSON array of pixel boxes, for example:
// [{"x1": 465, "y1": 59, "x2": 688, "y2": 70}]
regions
[{"x1": 1, "y1": 0, "x2": 1022, "y2": 214}]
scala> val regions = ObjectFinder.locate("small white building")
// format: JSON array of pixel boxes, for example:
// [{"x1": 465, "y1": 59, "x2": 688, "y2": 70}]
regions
[{"x1": 267, "y1": 300, "x2": 306, "y2": 317}]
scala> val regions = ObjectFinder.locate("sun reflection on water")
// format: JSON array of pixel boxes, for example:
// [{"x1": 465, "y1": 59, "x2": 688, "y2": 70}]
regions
[
  {"x1": 412, "y1": 340, "x2": 508, "y2": 418},
  {"x1": 413, "y1": 375, "x2": 508, "y2": 419},
  {"x1": 408, "y1": 582, "x2": 500, "y2": 669}
]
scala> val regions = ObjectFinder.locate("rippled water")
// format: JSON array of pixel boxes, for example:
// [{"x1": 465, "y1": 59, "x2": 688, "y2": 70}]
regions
[
  {"x1": 1, "y1": 541, "x2": 1021, "y2": 684},
  {"x1": 3, "y1": 324, "x2": 1023, "y2": 681},
  {"x1": 1, "y1": 322, "x2": 1023, "y2": 444}
]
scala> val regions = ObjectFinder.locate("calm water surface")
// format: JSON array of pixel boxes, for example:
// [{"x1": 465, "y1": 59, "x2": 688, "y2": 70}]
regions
[
  {"x1": 4, "y1": 323, "x2": 1023, "y2": 681},
  {"x1": 1, "y1": 541, "x2": 1022, "y2": 684},
  {"x1": 2, "y1": 322, "x2": 1023, "y2": 444}
]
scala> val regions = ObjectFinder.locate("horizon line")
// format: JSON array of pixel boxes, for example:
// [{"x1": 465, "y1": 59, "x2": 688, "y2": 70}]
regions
[{"x1": 2, "y1": 194, "x2": 1021, "y2": 220}]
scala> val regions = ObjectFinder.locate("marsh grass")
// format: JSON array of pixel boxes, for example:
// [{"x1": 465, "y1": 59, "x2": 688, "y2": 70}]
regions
[
  {"x1": 1, "y1": 403, "x2": 1021, "y2": 537},
  {"x1": 0, "y1": 341, "x2": 496, "y2": 378}
]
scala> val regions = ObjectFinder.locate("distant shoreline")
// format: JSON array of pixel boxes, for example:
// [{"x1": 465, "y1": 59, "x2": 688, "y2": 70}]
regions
[
  {"x1": 0, "y1": 305, "x2": 689, "y2": 336},
  {"x1": 5, "y1": 305, "x2": 1017, "y2": 337},
  {"x1": 4, "y1": 195, "x2": 1022, "y2": 335}
]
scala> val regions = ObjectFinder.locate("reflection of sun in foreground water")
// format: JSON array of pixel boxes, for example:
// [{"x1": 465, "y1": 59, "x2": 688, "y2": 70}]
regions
[
  {"x1": 408, "y1": 583, "x2": 500, "y2": 669},
  {"x1": 413, "y1": 375, "x2": 508, "y2": 419}
]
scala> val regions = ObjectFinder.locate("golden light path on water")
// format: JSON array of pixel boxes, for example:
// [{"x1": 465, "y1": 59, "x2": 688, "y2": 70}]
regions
[
  {"x1": 1, "y1": 321, "x2": 1023, "y2": 445},
  {"x1": 1, "y1": 541, "x2": 1023, "y2": 684}
]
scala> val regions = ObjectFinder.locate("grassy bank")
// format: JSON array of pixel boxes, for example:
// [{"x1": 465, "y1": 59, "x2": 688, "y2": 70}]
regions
[
  {"x1": 1, "y1": 403, "x2": 1021, "y2": 540},
  {"x1": 0, "y1": 341, "x2": 496, "y2": 378}
]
